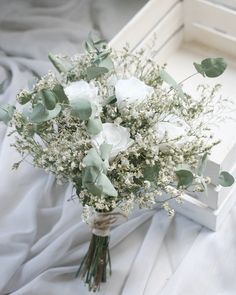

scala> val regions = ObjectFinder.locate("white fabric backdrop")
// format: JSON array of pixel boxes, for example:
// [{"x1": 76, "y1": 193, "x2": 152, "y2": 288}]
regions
[{"x1": 0, "y1": 1, "x2": 236, "y2": 294}]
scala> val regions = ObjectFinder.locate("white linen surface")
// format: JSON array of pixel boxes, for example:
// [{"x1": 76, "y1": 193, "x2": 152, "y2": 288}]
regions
[{"x1": 0, "y1": 1, "x2": 236, "y2": 294}]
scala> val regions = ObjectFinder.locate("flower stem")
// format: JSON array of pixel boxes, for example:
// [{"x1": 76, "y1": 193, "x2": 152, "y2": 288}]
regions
[{"x1": 76, "y1": 234, "x2": 111, "y2": 292}]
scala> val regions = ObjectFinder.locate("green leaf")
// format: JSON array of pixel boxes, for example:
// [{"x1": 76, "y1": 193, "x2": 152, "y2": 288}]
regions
[
  {"x1": 195, "y1": 58, "x2": 227, "y2": 78},
  {"x1": 0, "y1": 104, "x2": 15, "y2": 124},
  {"x1": 193, "y1": 62, "x2": 205, "y2": 77},
  {"x1": 83, "y1": 148, "x2": 103, "y2": 169},
  {"x1": 53, "y1": 84, "x2": 69, "y2": 104},
  {"x1": 70, "y1": 99, "x2": 92, "y2": 120},
  {"x1": 143, "y1": 165, "x2": 159, "y2": 182},
  {"x1": 100, "y1": 143, "x2": 112, "y2": 160},
  {"x1": 160, "y1": 69, "x2": 185, "y2": 98},
  {"x1": 96, "y1": 173, "x2": 118, "y2": 197},
  {"x1": 86, "y1": 66, "x2": 109, "y2": 81},
  {"x1": 98, "y1": 57, "x2": 114, "y2": 72},
  {"x1": 175, "y1": 164, "x2": 194, "y2": 188},
  {"x1": 197, "y1": 153, "x2": 208, "y2": 176},
  {"x1": 82, "y1": 166, "x2": 100, "y2": 185},
  {"x1": 219, "y1": 171, "x2": 234, "y2": 187},
  {"x1": 87, "y1": 117, "x2": 103, "y2": 135},
  {"x1": 48, "y1": 53, "x2": 73, "y2": 73},
  {"x1": 41, "y1": 89, "x2": 57, "y2": 110},
  {"x1": 18, "y1": 92, "x2": 32, "y2": 105},
  {"x1": 29, "y1": 103, "x2": 61, "y2": 123},
  {"x1": 84, "y1": 40, "x2": 95, "y2": 53}
]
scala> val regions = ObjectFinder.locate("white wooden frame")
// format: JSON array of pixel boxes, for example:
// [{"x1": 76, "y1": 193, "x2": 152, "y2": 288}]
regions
[{"x1": 111, "y1": 0, "x2": 236, "y2": 230}]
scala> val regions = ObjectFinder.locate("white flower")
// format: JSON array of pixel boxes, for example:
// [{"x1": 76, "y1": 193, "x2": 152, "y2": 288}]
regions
[
  {"x1": 155, "y1": 115, "x2": 190, "y2": 151},
  {"x1": 115, "y1": 77, "x2": 153, "y2": 110},
  {"x1": 64, "y1": 80, "x2": 98, "y2": 104},
  {"x1": 91, "y1": 123, "x2": 134, "y2": 159}
]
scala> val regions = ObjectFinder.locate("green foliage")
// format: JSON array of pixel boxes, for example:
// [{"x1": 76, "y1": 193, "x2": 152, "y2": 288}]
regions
[
  {"x1": 83, "y1": 148, "x2": 104, "y2": 168},
  {"x1": 143, "y1": 165, "x2": 159, "y2": 183},
  {"x1": 18, "y1": 92, "x2": 32, "y2": 105},
  {"x1": 194, "y1": 58, "x2": 227, "y2": 78},
  {"x1": 29, "y1": 103, "x2": 61, "y2": 123},
  {"x1": 70, "y1": 99, "x2": 92, "y2": 120},
  {"x1": 83, "y1": 34, "x2": 114, "y2": 76},
  {"x1": 48, "y1": 53, "x2": 73, "y2": 73},
  {"x1": 219, "y1": 171, "x2": 234, "y2": 187},
  {"x1": 86, "y1": 66, "x2": 109, "y2": 81},
  {"x1": 100, "y1": 143, "x2": 112, "y2": 161},
  {"x1": 159, "y1": 69, "x2": 184, "y2": 98},
  {"x1": 82, "y1": 148, "x2": 117, "y2": 197},
  {"x1": 175, "y1": 164, "x2": 194, "y2": 188},
  {"x1": 53, "y1": 84, "x2": 69, "y2": 104},
  {"x1": 87, "y1": 117, "x2": 103, "y2": 135},
  {"x1": 0, "y1": 104, "x2": 15, "y2": 124},
  {"x1": 41, "y1": 89, "x2": 57, "y2": 110}
]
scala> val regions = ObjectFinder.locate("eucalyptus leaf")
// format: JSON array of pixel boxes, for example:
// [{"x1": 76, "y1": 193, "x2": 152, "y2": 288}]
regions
[
  {"x1": 82, "y1": 166, "x2": 100, "y2": 186},
  {"x1": 86, "y1": 66, "x2": 109, "y2": 81},
  {"x1": 84, "y1": 40, "x2": 95, "y2": 53},
  {"x1": 87, "y1": 117, "x2": 103, "y2": 135},
  {"x1": 41, "y1": 89, "x2": 57, "y2": 110},
  {"x1": 86, "y1": 182, "x2": 103, "y2": 196},
  {"x1": 175, "y1": 164, "x2": 194, "y2": 188},
  {"x1": 193, "y1": 62, "x2": 205, "y2": 77},
  {"x1": 70, "y1": 99, "x2": 92, "y2": 120},
  {"x1": 194, "y1": 58, "x2": 227, "y2": 78},
  {"x1": 29, "y1": 103, "x2": 61, "y2": 123},
  {"x1": 143, "y1": 165, "x2": 159, "y2": 182},
  {"x1": 160, "y1": 69, "x2": 184, "y2": 98},
  {"x1": 96, "y1": 173, "x2": 118, "y2": 197},
  {"x1": 0, "y1": 104, "x2": 15, "y2": 124},
  {"x1": 83, "y1": 148, "x2": 103, "y2": 169},
  {"x1": 53, "y1": 84, "x2": 69, "y2": 104},
  {"x1": 97, "y1": 56, "x2": 114, "y2": 72},
  {"x1": 18, "y1": 92, "x2": 32, "y2": 105},
  {"x1": 219, "y1": 171, "x2": 234, "y2": 187},
  {"x1": 48, "y1": 53, "x2": 73, "y2": 73},
  {"x1": 100, "y1": 143, "x2": 112, "y2": 161}
]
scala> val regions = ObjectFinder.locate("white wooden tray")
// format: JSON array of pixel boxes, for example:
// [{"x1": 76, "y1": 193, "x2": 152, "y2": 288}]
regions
[{"x1": 111, "y1": 0, "x2": 236, "y2": 230}]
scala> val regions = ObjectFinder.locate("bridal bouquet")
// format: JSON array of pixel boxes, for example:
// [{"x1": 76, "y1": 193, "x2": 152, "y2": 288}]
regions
[{"x1": 0, "y1": 36, "x2": 234, "y2": 292}]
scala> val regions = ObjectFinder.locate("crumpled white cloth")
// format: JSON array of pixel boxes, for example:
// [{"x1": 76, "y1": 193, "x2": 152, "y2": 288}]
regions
[{"x1": 0, "y1": 1, "x2": 236, "y2": 295}]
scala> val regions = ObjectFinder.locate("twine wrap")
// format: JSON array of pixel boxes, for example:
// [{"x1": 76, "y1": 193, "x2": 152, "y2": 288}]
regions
[{"x1": 89, "y1": 211, "x2": 127, "y2": 237}]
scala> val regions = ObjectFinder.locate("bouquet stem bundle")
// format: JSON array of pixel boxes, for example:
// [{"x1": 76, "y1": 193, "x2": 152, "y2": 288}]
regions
[{"x1": 76, "y1": 234, "x2": 111, "y2": 292}]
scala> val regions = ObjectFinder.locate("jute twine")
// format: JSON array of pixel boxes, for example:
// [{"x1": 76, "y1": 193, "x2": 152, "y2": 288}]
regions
[{"x1": 89, "y1": 211, "x2": 128, "y2": 237}]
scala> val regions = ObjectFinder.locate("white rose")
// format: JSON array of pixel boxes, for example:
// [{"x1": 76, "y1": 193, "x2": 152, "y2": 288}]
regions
[
  {"x1": 155, "y1": 115, "x2": 190, "y2": 151},
  {"x1": 115, "y1": 77, "x2": 153, "y2": 110},
  {"x1": 64, "y1": 80, "x2": 98, "y2": 104},
  {"x1": 91, "y1": 123, "x2": 134, "y2": 159}
]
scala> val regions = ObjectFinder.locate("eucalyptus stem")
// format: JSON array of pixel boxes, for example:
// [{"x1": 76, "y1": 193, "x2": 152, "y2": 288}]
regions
[{"x1": 167, "y1": 72, "x2": 199, "y2": 94}]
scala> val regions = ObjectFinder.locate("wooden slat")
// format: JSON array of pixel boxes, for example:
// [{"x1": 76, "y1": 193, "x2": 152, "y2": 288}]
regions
[
  {"x1": 110, "y1": 0, "x2": 181, "y2": 50},
  {"x1": 135, "y1": 2, "x2": 184, "y2": 58},
  {"x1": 186, "y1": 22, "x2": 236, "y2": 58},
  {"x1": 185, "y1": 0, "x2": 236, "y2": 38}
]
